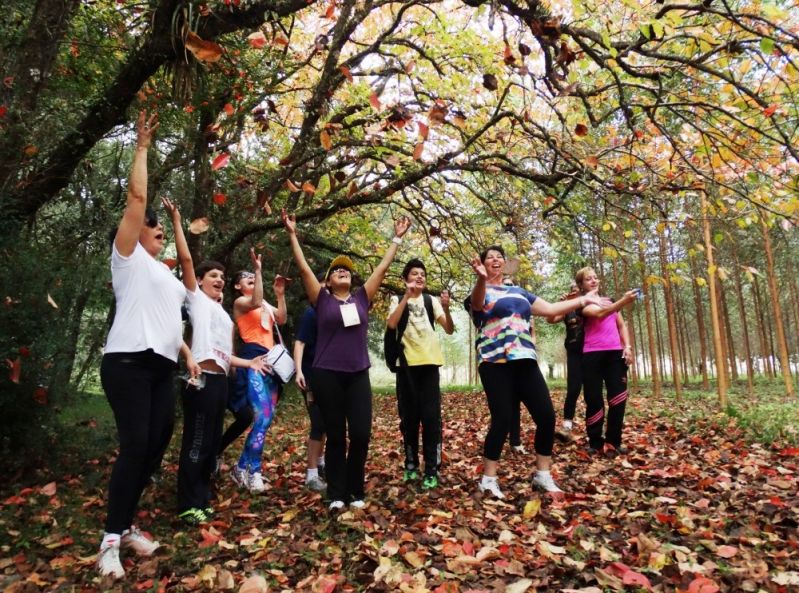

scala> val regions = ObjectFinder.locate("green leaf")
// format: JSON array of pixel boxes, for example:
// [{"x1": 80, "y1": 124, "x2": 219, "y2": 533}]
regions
[{"x1": 760, "y1": 37, "x2": 774, "y2": 54}]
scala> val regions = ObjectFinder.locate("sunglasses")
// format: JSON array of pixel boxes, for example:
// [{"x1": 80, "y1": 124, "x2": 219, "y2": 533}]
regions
[
  {"x1": 330, "y1": 266, "x2": 351, "y2": 274},
  {"x1": 144, "y1": 216, "x2": 159, "y2": 228},
  {"x1": 238, "y1": 272, "x2": 255, "y2": 281}
]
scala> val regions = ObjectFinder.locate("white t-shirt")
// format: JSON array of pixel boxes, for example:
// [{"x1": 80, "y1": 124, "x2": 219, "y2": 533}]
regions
[
  {"x1": 105, "y1": 242, "x2": 186, "y2": 362},
  {"x1": 388, "y1": 294, "x2": 445, "y2": 366},
  {"x1": 186, "y1": 288, "x2": 234, "y2": 374}
]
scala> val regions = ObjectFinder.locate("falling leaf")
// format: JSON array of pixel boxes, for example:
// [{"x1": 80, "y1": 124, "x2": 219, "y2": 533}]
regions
[
  {"x1": 574, "y1": 123, "x2": 589, "y2": 136},
  {"x1": 273, "y1": 34, "x2": 289, "y2": 46},
  {"x1": 223, "y1": 103, "x2": 235, "y2": 116},
  {"x1": 413, "y1": 142, "x2": 425, "y2": 161},
  {"x1": 482, "y1": 73, "x2": 498, "y2": 91},
  {"x1": 503, "y1": 44, "x2": 516, "y2": 65},
  {"x1": 763, "y1": 104, "x2": 777, "y2": 117},
  {"x1": 323, "y1": 2, "x2": 336, "y2": 18},
  {"x1": 418, "y1": 122, "x2": 429, "y2": 140},
  {"x1": 47, "y1": 293, "x2": 59, "y2": 309},
  {"x1": 211, "y1": 153, "x2": 230, "y2": 170},
  {"x1": 162, "y1": 258, "x2": 177, "y2": 270},
  {"x1": 320, "y1": 129, "x2": 332, "y2": 150},
  {"x1": 189, "y1": 218, "x2": 210, "y2": 234},
  {"x1": 213, "y1": 193, "x2": 227, "y2": 205},
  {"x1": 40, "y1": 482, "x2": 56, "y2": 497},
  {"x1": 340, "y1": 66, "x2": 353, "y2": 82},
  {"x1": 0, "y1": 105, "x2": 6, "y2": 118},
  {"x1": 302, "y1": 181, "x2": 316, "y2": 195},
  {"x1": 286, "y1": 179, "x2": 301, "y2": 192},
  {"x1": 7, "y1": 357, "x2": 20, "y2": 383},
  {"x1": 248, "y1": 32, "x2": 267, "y2": 49},
  {"x1": 369, "y1": 92, "x2": 382, "y2": 111},
  {"x1": 184, "y1": 31, "x2": 224, "y2": 63},
  {"x1": 585, "y1": 156, "x2": 599, "y2": 168},
  {"x1": 405, "y1": 60, "x2": 415, "y2": 74},
  {"x1": 23, "y1": 145, "x2": 39, "y2": 157},
  {"x1": 347, "y1": 181, "x2": 358, "y2": 197}
]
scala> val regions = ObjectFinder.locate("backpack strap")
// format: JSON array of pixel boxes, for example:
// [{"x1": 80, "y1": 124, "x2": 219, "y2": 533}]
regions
[{"x1": 423, "y1": 293, "x2": 435, "y2": 329}]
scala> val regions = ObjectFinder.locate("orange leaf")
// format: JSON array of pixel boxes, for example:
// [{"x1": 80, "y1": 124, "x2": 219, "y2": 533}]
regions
[
  {"x1": 622, "y1": 569, "x2": 652, "y2": 590},
  {"x1": 162, "y1": 258, "x2": 177, "y2": 270},
  {"x1": 248, "y1": 32, "x2": 267, "y2": 49},
  {"x1": 184, "y1": 32, "x2": 223, "y2": 63},
  {"x1": 340, "y1": 66, "x2": 353, "y2": 82},
  {"x1": 213, "y1": 193, "x2": 227, "y2": 205},
  {"x1": 223, "y1": 103, "x2": 234, "y2": 116},
  {"x1": 23, "y1": 145, "x2": 39, "y2": 157},
  {"x1": 302, "y1": 181, "x2": 316, "y2": 195},
  {"x1": 320, "y1": 129, "x2": 333, "y2": 150},
  {"x1": 273, "y1": 34, "x2": 289, "y2": 47},
  {"x1": 716, "y1": 545, "x2": 738, "y2": 558},
  {"x1": 311, "y1": 575, "x2": 337, "y2": 593},
  {"x1": 418, "y1": 122, "x2": 429, "y2": 140},
  {"x1": 688, "y1": 577, "x2": 720, "y2": 593},
  {"x1": 285, "y1": 179, "x2": 301, "y2": 192},
  {"x1": 405, "y1": 60, "x2": 415, "y2": 74},
  {"x1": 585, "y1": 155, "x2": 599, "y2": 168},
  {"x1": 7, "y1": 357, "x2": 20, "y2": 384},
  {"x1": 347, "y1": 181, "x2": 358, "y2": 198},
  {"x1": 189, "y1": 218, "x2": 210, "y2": 234},
  {"x1": 323, "y1": 2, "x2": 336, "y2": 18},
  {"x1": 369, "y1": 92, "x2": 382, "y2": 112},
  {"x1": 211, "y1": 153, "x2": 230, "y2": 170},
  {"x1": 574, "y1": 123, "x2": 588, "y2": 136},
  {"x1": 763, "y1": 104, "x2": 777, "y2": 117},
  {"x1": 40, "y1": 482, "x2": 57, "y2": 497},
  {"x1": 413, "y1": 142, "x2": 425, "y2": 161}
]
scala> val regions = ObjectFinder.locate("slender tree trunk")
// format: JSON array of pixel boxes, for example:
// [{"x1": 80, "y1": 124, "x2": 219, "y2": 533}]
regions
[
  {"x1": 733, "y1": 260, "x2": 755, "y2": 396},
  {"x1": 637, "y1": 222, "x2": 660, "y2": 396},
  {"x1": 652, "y1": 292, "x2": 668, "y2": 385},
  {"x1": 761, "y1": 219, "x2": 795, "y2": 395},
  {"x1": 701, "y1": 191, "x2": 727, "y2": 406},
  {"x1": 719, "y1": 279, "x2": 739, "y2": 381},
  {"x1": 752, "y1": 276, "x2": 774, "y2": 377},
  {"x1": 622, "y1": 256, "x2": 638, "y2": 387},
  {"x1": 658, "y1": 227, "x2": 682, "y2": 398},
  {"x1": 689, "y1": 256, "x2": 710, "y2": 389}
]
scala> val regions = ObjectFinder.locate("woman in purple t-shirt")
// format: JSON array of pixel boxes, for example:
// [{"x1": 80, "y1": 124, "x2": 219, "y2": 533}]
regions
[
  {"x1": 576, "y1": 267, "x2": 638, "y2": 457},
  {"x1": 283, "y1": 209, "x2": 410, "y2": 510}
]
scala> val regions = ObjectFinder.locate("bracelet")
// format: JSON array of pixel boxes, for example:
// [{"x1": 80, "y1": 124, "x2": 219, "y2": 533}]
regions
[{"x1": 391, "y1": 236, "x2": 402, "y2": 245}]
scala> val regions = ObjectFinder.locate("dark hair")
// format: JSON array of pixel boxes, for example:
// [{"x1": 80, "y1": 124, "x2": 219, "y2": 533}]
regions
[
  {"x1": 107, "y1": 207, "x2": 160, "y2": 249},
  {"x1": 232, "y1": 270, "x2": 251, "y2": 288},
  {"x1": 401, "y1": 258, "x2": 426, "y2": 280},
  {"x1": 195, "y1": 260, "x2": 225, "y2": 280},
  {"x1": 479, "y1": 245, "x2": 506, "y2": 263}
]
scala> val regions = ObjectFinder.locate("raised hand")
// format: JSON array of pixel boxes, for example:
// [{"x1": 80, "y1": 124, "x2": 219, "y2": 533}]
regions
[
  {"x1": 135, "y1": 110, "x2": 159, "y2": 149},
  {"x1": 273, "y1": 274, "x2": 290, "y2": 296},
  {"x1": 470, "y1": 256, "x2": 488, "y2": 279},
  {"x1": 161, "y1": 197, "x2": 180, "y2": 222},
  {"x1": 405, "y1": 279, "x2": 422, "y2": 299},
  {"x1": 440, "y1": 289, "x2": 451, "y2": 309},
  {"x1": 281, "y1": 208, "x2": 297, "y2": 235},
  {"x1": 249, "y1": 247, "x2": 262, "y2": 274},
  {"x1": 394, "y1": 215, "x2": 411, "y2": 238}
]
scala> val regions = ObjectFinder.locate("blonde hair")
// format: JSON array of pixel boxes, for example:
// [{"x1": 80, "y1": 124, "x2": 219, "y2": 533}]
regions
[{"x1": 574, "y1": 267, "x2": 596, "y2": 294}]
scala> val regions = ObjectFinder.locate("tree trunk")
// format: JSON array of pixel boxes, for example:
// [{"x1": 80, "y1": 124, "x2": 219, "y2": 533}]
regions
[
  {"x1": 732, "y1": 260, "x2": 755, "y2": 396},
  {"x1": 752, "y1": 276, "x2": 774, "y2": 377},
  {"x1": 689, "y1": 255, "x2": 710, "y2": 389},
  {"x1": 719, "y1": 279, "x2": 739, "y2": 381},
  {"x1": 658, "y1": 226, "x2": 682, "y2": 398},
  {"x1": 701, "y1": 191, "x2": 727, "y2": 406},
  {"x1": 637, "y1": 222, "x2": 660, "y2": 396}
]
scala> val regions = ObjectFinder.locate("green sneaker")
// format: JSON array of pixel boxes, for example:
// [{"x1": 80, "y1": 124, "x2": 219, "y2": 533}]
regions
[
  {"x1": 422, "y1": 475, "x2": 439, "y2": 490},
  {"x1": 179, "y1": 508, "x2": 208, "y2": 525},
  {"x1": 403, "y1": 469, "x2": 419, "y2": 482}
]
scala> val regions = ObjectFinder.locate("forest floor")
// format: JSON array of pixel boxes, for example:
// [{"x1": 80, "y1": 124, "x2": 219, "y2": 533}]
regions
[{"x1": 0, "y1": 384, "x2": 798, "y2": 593}]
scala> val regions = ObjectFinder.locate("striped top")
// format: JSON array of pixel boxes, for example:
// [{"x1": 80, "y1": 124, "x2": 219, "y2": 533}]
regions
[{"x1": 466, "y1": 284, "x2": 538, "y2": 364}]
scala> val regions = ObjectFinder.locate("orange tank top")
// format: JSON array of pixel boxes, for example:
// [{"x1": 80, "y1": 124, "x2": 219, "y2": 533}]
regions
[{"x1": 236, "y1": 304, "x2": 275, "y2": 349}]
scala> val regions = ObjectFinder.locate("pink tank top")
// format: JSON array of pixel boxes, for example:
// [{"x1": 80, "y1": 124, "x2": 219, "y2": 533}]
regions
[{"x1": 583, "y1": 310, "x2": 622, "y2": 352}]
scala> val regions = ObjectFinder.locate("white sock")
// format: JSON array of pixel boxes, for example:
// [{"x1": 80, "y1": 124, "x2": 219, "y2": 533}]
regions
[
  {"x1": 101, "y1": 533, "x2": 121, "y2": 549},
  {"x1": 306, "y1": 468, "x2": 319, "y2": 480},
  {"x1": 563, "y1": 419, "x2": 573, "y2": 430},
  {"x1": 535, "y1": 470, "x2": 551, "y2": 479},
  {"x1": 480, "y1": 475, "x2": 497, "y2": 486},
  {"x1": 318, "y1": 456, "x2": 325, "y2": 468}
]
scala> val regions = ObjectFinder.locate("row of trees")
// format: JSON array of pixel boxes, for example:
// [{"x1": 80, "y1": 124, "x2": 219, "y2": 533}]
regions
[{"x1": 1, "y1": 0, "x2": 796, "y2": 449}]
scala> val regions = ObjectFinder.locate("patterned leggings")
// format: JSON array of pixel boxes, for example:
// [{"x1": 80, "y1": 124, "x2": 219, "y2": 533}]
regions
[{"x1": 237, "y1": 368, "x2": 279, "y2": 473}]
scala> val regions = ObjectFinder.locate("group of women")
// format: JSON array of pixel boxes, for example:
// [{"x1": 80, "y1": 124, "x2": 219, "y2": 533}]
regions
[{"x1": 96, "y1": 110, "x2": 638, "y2": 579}]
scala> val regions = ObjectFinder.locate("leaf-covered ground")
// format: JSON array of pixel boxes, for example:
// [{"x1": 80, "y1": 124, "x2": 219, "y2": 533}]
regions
[{"x1": 1, "y1": 387, "x2": 798, "y2": 593}]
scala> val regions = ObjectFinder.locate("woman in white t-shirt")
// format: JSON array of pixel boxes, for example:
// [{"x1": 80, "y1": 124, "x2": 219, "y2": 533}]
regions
[
  {"x1": 162, "y1": 201, "x2": 270, "y2": 525},
  {"x1": 97, "y1": 111, "x2": 193, "y2": 579}
]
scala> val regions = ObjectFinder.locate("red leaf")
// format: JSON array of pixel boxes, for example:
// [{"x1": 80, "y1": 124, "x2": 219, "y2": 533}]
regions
[
  {"x1": 0, "y1": 105, "x2": 6, "y2": 118},
  {"x1": 320, "y1": 129, "x2": 333, "y2": 150},
  {"x1": 198, "y1": 528, "x2": 220, "y2": 548},
  {"x1": 302, "y1": 181, "x2": 317, "y2": 195},
  {"x1": 369, "y1": 92, "x2": 382, "y2": 111},
  {"x1": 779, "y1": 447, "x2": 799, "y2": 456},
  {"x1": 312, "y1": 575, "x2": 337, "y2": 593},
  {"x1": 7, "y1": 357, "x2": 20, "y2": 383},
  {"x1": 18, "y1": 346, "x2": 30, "y2": 357},
  {"x1": 184, "y1": 32, "x2": 224, "y2": 63},
  {"x1": 323, "y1": 2, "x2": 336, "y2": 18},
  {"x1": 223, "y1": 103, "x2": 234, "y2": 116},
  {"x1": 763, "y1": 104, "x2": 777, "y2": 117},
  {"x1": 33, "y1": 387, "x2": 48, "y2": 405},
  {"x1": 687, "y1": 577, "x2": 720, "y2": 593},
  {"x1": 211, "y1": 153, "x2": 230, "y2": 170},
  {"x1": 418, "y1": 122, "x2": 429, "y2": 140},
  {"x1": 574, "y1": 123, "x2": 588, "y2": 136},
  {"x1": 213, "y1": 193, "x2": 227, "y2": 205},
  {"x1": 162, "y1": 258, "x2": 177, "y2": 270},
  {"x1": 340, "y1": 66, "x2": 353, "y2": 82},
  {"x1": 622, "y1": 569, "x2": 652, "y2": 590},
  {"x1": 248, "y1": 32, "x2": 267, "y2": 49},
  {"x1": 413, "y1": 142, "x2": 425, "y2": 161},
  {"x1": 40, "y1": 482, "x2": 57, "y2": 497}
]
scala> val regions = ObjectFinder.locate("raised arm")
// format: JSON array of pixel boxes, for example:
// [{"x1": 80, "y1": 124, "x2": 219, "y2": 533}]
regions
[
  {"x1": 469, "y1": 256, "x2": 488, "y2": 312},
  {"x1": 272, "y1": 275, "x2": 288, "y2": 325},
  {"x1": 532, "y1": 293, "x2": 602, "y2": 318},
  {"x1": 582, "y1": 290, "x2": 637, "y2": 319},
  {"x1": 162, "y1": 198, "x2": 195, "y2": 291},
  {"x1": 234, "y1": 248, "x2": 264, "y2": 318},
  {"x1": 115, "y1": 111, "x2": 159, "y2": 256},
  {"x1": 282, "y1": 209, "x2": 321, "y2": 305},
  {"x1": 438, "y1": 290, "x2": 455, "y2": 335},
  {"x1": 363, "y1": 216, "x2": 411, "y2": 302},
  {"x1": 546, "y1": 289, "x2": 580, "y2": 324},
  {"x1": 386, "y1": 275, "x2": 420, "y2": 330}
]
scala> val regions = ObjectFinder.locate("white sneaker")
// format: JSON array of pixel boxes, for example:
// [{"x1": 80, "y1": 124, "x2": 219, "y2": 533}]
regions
[
  {"x1": 512, "y1": 444, "x2": 528, "y2": 454},
  {"x1": 532, "y1": 472, "x2": 563, "y2": 493},
  {"x1": 349, "y1": 499, "x2": 365, "y2": 509},
  {"x1": 478, "y1": 478, "x2": 505, "y2": 499},
  {"x1": 305, "y1": 475, "x2": 327, "y2": 492},
  {"x1": 121, "y1": 526, "x2": 159, "y2": 556},
  {"x1": 231, "y1": 466, "x2": 249, "y2": 488},
  {"x1": 97, "y1": 540, "x2": 124, "y2": 579},
  {"x1": 329, "y1": 500, "x2": 345, "y2": 511},
  {"x1": 248, "y1": 472, "x2": 266, "y2": 493}
]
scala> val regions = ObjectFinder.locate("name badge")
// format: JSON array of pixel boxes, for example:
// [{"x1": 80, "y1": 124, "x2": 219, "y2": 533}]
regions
[{"x1": 340, "y1": 302, "x2": 361, "y2": 327}]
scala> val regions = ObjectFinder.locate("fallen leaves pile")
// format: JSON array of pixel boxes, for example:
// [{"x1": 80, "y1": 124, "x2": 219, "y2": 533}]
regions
[{"x1": 1, "y1": 387, "x2": 797, "y2": 592}]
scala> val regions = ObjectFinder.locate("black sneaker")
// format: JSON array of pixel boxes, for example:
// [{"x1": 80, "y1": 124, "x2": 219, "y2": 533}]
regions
[{"x1": 179, "y1": 508, "x2": 209, "y2": 525}]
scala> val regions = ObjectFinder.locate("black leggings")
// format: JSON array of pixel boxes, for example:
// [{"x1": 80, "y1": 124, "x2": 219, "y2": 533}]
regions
[
  {"x1": 178, "y1": 373, "x2": 227, "y2": 512},
  {"x1": 218, "y1": 405, "x2": 255, "y2": 455},
  {"x1": 101, "y1": 351, "x2": 177, "y2": 534},
  {"x1": 582, "y1": 350, "x2": 628, "y2": 449},
  {"x1": 396, "y1": 365, "x2": 442, "y2": 476},
  {"x1": 563, "y1": 347, "x2": 584, "y2": 421},
  {"x1": 310, "y1": 369, "x2": 372, "y2": 502},
  {"x1": 302, "y1": 367, "x2": 326, "y2": 442},
  {"x1": 479, "y1": 359, "x2": 555, "y2": 460}
]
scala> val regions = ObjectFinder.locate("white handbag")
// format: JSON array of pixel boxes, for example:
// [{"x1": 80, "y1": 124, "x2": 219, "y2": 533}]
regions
[{"x1": 264, "y1": 306, "x2": 295, "y2": 384}]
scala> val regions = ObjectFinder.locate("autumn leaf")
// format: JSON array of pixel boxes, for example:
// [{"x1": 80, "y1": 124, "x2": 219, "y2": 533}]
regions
[
  {"x1": 346, "y1": 181, "x2": 358, "y2": 198},
  {"x1": 369, "y1": 92, "x2": 382, "y2": 112},
  {"x1": 339, "y1": 65, "x2": 353, "y2": 82},
  {"x1": 7, "y1": 357, "x2": 21, "y2": 383},
  {"x1": 763, "y1": 104, "x2": 777, "y2": 117},
  {"x1": 285, "y1": 179, "x2": 301, "y2": 192},
  {"x1": 239, "y1": 575, "x2": 268, "y2": 593},
  {"x1": 320, "y1": 129, "x2": 332, "y2": 150},
  {"x1": 302, "y1": 181, "x2": 316, "y2": 195},
  {"x1": 39, "y1": 482, "x2": 56, "y2": 497},
  {"x1": 162, "y1": 258, "x2": 177, "y2": 269},
  {"x1": 413, "y1": 142, "x2": 425, "y2": 161},
  {"x1": 716, "y1": 545, "x2": 738, "y2": 558},
  {"x1": 0, "y1": 105, "x2": 7, "y2": 118},
  {"x1": 184, "y1": 31, "x2": 224, "y2": 63},
  {"x1": 482, "y1": 73, "x2": 498, "y2": 91},
  {"x1": 522, "y1": 499, "x2": 541, "y2": 519},
  {"x1": 223, "y1": 103, "x2": 235, "y2": 116},
  {"x1": 211, "y1": 153, "x2": 230, "y2": 170},
  {"x1": 47, "y1": 293, "x2": 59, "y2": 309},
  {"x1": 189, "y1": 218, "x2": 210, "y2": 234},
  {"x1": 574, "y1": 123, "x2": 589, "y2": 136},
  {"x1": 247, "y1": 32, "x2": 267, "y2": 49},
  {"x1": 687, "y1": 576, "x2": 720, "y2": 593},
  {"x1": 585, "y1": 155, "x2": 599, "y2": 168},
  {"x1": 213, "y1": 193, "x2": 227, "y2": 205}
]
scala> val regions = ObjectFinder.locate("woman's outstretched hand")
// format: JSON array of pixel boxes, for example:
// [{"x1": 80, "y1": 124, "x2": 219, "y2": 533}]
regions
[
  {"x1": 469, "y1": 256, "x2": 488, "y2": 280},
  {"x1": 249, "y1": 247, "x2": 262, "y2": 274},
  {"x1": 161, "y1": 197, "x2": 180, "y2": 223},
  {"x1": 394, "y1": 215, "x2": 411, "y2": 238},
  {"x1": 281, "y1": 208, "x2": 296, "y2": 235},
  {"x1": 135, "y1": 110, "x2": 159, "y2": 149}
]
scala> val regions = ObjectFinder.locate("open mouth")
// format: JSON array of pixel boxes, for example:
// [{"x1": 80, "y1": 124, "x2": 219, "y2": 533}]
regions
[{"x1": 155, "y1": 233, "x2": 164, "y2": 240}]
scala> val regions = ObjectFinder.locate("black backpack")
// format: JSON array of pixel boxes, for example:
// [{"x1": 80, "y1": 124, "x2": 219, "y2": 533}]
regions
[{"x1": 384, "y1": 293, "x2": 435, "y2": 373}]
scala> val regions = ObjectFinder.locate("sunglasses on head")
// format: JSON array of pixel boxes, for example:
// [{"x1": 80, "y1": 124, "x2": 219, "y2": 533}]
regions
[
  {"x1": 144, "y1": 216, "x2": 159, "y2": 228},
  {"x1": 238, "y1": 272, "x2": 255, "y2": 280}
]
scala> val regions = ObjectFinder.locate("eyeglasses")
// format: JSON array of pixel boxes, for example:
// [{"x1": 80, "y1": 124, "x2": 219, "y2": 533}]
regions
[
  {"x1": 330, "y1": 267, "x2": 351, "y2": 274},
  {"x1": 238, "y1": 272, "x2": 255, "y2": 280}
]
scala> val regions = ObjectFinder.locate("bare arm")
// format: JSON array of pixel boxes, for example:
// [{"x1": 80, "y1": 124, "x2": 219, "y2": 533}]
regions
[
  {"x1": 180, "y1": 342, "x2": 201, "y2": 378},
  {"x1": 617, "y1": 314, "x2": 633, "y2": 364},
  {"x1": 438, "y1": 290, "x2": 455, "y2": 334},
  {"x1": 363, "y1": 216, "x2": 411, "y2": 302},
  {"x1": 115, "y1": 111, "x2": 158, "y2": 257},
  {"x1": 282, "y1": 209, "x2": 321, "y2": 305},
  {"x1": 272, "y1": 275, "x2": 288, "y2": 325},
  {"x1": 233, "y1": 248, "x2": 264, "y2": 318},
  {"x1": 386, "y1": 293, "x2": 411, "y2": 330},
  {"x1": 469, "y1": 256, "x2": 488, "y2": 312},
  {"x1": 531, "y1": 293, "x2": 602, "y2": 318},
  {"x1": 293, "y1": 339, "x2": 307, "y2": 390},
  {"x1": 162, "y1": 198, "x2": 196, "y2": 291},
  {"x1": 582, "y1": 290, "x2": 637, "y2": 319},
  {"x1": 546, "y1": 289, "x2": 580, "y2": 323}
]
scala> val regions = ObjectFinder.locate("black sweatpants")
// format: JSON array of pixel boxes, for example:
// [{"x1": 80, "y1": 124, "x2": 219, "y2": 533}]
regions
[
  {"x1": 396, "y1": 365, "x2": 442, "y2": 476},
  {"x1": 178, "y1": 373, "x2": 227, "y2": 512},
  {"x1": 218, "y1": 404, "x2": 255, "y2": 455},
  {"x1": 562, "y1": 347, "x2": 584, "y2": 421},
  {"x1": 582, "y1": 350, "x2": 628, "y2": 449},
  {"x1": 302, "y1": 366, "x2": 326, "y2": 441},
  {"x1": 101, "y1": 351, "x2": 177, "y2": 534},
  {"x1": 479, "y1": 359, "x2": 555, "y2": 460},
  {"x1": 311, "y1": 369, "x2": 372, "y2": 502}
]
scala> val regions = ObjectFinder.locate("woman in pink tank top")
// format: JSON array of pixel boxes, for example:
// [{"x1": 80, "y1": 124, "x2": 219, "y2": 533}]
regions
[{"x1": 577, "y1": 267, "x2": 638, "y2": 458}]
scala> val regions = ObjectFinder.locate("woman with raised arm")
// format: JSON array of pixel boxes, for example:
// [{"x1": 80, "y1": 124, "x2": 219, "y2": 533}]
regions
[
  {"x1": 227, "y1": 248, "x2": 288, "y2": 493},
  {"x1": 466, "y1": 246, "x2": 601, "y2": 499},
  {"x1": 282, "y1": 209, "x2": 410, "y2": 510},
  {"x1": 574, "y1": 267, "x2": 638, "y2": 458},
  {"x1": 97, "y1": 111, "x2": 190, "y2": 579},
  {"x1": 161, "y1": 200, "x2": 271, "y2": 525}
]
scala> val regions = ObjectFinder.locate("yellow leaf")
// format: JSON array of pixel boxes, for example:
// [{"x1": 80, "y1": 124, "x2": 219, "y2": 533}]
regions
[
  {"x1": 523, "y1": 499, "x2": 541, "y2": 519},
  {"x1": 403, "y1": 551, "x2": 425, "y2": 568}
]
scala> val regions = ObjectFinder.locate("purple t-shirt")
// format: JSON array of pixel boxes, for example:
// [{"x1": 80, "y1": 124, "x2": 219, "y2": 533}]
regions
[{"x1": 312, "y1": 287, "x2": 371, "y2": 372}]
